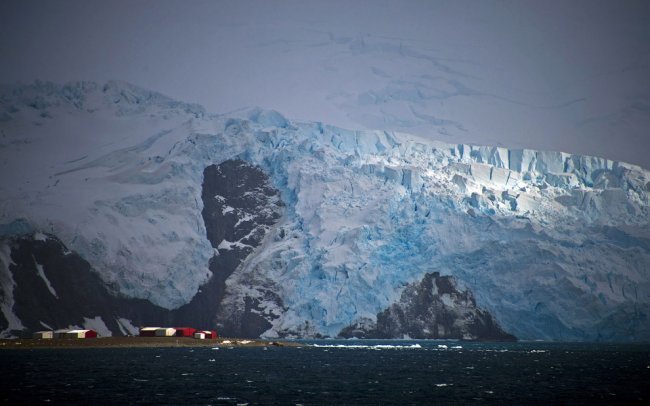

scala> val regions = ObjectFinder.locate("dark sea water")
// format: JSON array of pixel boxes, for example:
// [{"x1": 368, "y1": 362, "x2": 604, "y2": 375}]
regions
[{"x1": 1, "y1": 340, "x2": 649, "y2": 405}]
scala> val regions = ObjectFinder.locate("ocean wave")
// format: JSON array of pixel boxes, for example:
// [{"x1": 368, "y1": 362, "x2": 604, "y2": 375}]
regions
[{"x1": 311, "y1": 344, "x2": 423, "y2": 350}]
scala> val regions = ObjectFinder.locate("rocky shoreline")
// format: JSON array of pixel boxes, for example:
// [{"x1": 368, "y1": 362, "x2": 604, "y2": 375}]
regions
[{"x1": 0, "y1": 337, "x2": 298, "y2": 350}]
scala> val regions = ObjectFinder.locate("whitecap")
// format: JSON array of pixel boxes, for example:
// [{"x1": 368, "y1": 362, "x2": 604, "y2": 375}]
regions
[{"x1": 312, "y1": 344, "x2": 422, "y2": 350}]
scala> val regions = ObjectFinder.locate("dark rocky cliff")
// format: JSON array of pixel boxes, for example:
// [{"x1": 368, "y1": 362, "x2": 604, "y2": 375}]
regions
[
  {"x1": 340, "y1": 272, "x2": 516, "y2": 341},
  {"x1": 0, "y1": 159, "x2": 283, "y2": 337},
  {"x1": 172, "y1": 159, "x2": 283, "y2": 336},
  {"x1": 1, "y1": 234, "x2": 168, "y2": 336}
]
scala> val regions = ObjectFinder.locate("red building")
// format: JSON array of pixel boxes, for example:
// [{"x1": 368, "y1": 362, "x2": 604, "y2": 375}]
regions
[
  {"x1": 174, "y1": 327, "x2": 197, "y2": 337},
  {"x1": 65, "y1": 329, "x2": 98, "y2": 338},
  {"x1": 84, "y1": 330, "x2": 98, "y2": 338}
]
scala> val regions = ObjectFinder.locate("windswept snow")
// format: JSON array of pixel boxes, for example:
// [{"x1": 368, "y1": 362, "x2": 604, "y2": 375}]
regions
[
  {"x1": 39, "y1": 321, "x2": 53, "y2": 330},
  {"x1": 0, "y1": 82, "x2": 213, "y2": 309},
  {"x1": 83, "y1": 316, "x2": 112, "y2": 337},
  {"x1": 4, "y1": 2, "x2": 649, "y2": 167},
  {"x1": 33, "y1": 257, "x2": 58, "y2": 298},
  {"x1": 116, "y1": 318, "x2": 139, "y2": 336}
]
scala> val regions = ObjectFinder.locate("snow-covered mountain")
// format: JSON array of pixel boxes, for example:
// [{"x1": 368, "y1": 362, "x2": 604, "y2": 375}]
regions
[{"x1": 1, "y1": 81, "x2": 648, "y2": 341}]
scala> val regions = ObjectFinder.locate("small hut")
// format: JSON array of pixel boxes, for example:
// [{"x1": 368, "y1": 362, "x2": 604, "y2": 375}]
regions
[{"x1": 194, "y1": 330, "x2": 218, "y2": 339}]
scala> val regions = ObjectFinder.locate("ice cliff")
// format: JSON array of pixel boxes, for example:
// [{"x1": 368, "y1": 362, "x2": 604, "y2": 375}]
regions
[{"x1": 1, "y1": 81, "x2": 649, "y2": 340}]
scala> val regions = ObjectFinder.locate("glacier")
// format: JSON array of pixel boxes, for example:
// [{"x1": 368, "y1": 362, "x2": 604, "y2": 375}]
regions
[{"x1": 0, "y1": 81, "x2": 649, "y2": 340}]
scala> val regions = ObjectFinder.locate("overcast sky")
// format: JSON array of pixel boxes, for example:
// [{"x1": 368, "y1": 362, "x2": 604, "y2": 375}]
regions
[{"x1": 2, "y1": 0, "x2": 649, "y2": 167}]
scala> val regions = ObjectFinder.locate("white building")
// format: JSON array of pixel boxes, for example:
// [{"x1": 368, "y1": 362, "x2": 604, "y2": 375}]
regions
[
  {"x1": 155, "y1": 327, "x2": 176, "y2": 337},
  {"x1": 139, "y1": 327, "x2": 160, "y2": 337},
  {"x1": 33, "y1": 331, "x2": 53, "y2": 339}
]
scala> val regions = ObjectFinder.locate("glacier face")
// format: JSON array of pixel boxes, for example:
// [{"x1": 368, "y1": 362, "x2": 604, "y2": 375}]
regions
[{"x1": 0, "y1": 81, "x2": 649, "y2": 340}]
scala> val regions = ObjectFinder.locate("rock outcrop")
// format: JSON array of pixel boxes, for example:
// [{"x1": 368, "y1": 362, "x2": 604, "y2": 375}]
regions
[{"x1": 340, "y1": 272, "x2": 516, "y2": 341}]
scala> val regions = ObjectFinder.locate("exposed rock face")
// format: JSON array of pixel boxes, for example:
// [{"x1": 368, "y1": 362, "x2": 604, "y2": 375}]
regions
[
  {"x1": 340, "y1": 272, "x2": 516, "y2": 341},
  {"x1": 174, "y1": 159, "x2": 284, "y2": 337},
  {"x1": 0, "y1": 234, "x2": 167, "y2": 337},
  {"x1": 0, "y1": 160, "x2": 283, "y2": 337}
]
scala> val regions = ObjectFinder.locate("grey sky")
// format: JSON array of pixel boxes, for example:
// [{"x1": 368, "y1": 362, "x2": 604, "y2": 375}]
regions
[{"x1": 2, "y1": 0, "x2": 649, "y2": 167}]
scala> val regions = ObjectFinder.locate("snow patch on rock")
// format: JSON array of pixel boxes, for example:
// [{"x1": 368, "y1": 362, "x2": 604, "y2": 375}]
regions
[
  {"x1": 83, "y1": 316, "x2": 112, "y2": 337},
  {"x1": 33, "y1": 257, "x2": 58, "y2": 298}
]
